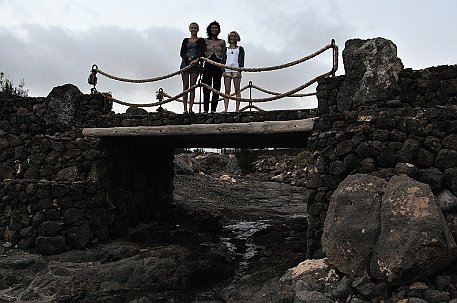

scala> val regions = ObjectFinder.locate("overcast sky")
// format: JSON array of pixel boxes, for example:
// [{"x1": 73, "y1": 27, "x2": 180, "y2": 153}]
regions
[{"x1": 1, "y1": 0, "x2": 456, "y2": 113}]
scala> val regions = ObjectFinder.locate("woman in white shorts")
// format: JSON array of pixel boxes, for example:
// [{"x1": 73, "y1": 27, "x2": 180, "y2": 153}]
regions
[{"x1": 223, "y1": 31, "x2": 245, "y2": 112}]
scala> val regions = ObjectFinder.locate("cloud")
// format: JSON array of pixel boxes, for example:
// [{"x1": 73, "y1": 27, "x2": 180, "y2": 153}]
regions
[{"x1": 0, "y1": 5, "x2": 353, "y2": 113}]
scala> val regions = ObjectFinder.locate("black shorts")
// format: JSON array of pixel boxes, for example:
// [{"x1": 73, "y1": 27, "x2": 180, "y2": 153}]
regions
[{"x1": 180, "y1": 61, "x2": 202, "y2": 74}]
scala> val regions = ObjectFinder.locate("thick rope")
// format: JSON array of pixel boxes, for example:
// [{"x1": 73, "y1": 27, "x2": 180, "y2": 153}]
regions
[
  {"x1": 96, "y1": 65, "x2": 192, "y2": 83},
  {"x1": 94, "y1": 41, "x2": 337, "y2": 107},
  {"x1": 109, "y1": 83, "x2": 200, "y2": 107},
  {"x1": 94, "y1": 43, "x2": 336, "y2": 83},
  {"x1": 249, "y1": 84, "x2": 316, "y2": 97},
  {"x1": 106, "y1": 70, "x2": 332, "y2": 107},
  {"x1": 199, "y1": 43, "x2": 334, "y2": 72},
  {"x1": 199, "y1": 71, "x2": 332, "y2": 103}
]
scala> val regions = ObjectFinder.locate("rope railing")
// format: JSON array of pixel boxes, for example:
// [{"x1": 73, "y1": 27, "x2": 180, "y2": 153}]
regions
[
  {"x1": 93, "y1": 64, "x2": 192, "y2": 84},
  {"x1": 198, "y1": 42, "x2": 335, "y2": 73},
  {"x1": 161, "y1": 83, "x2": 315, "y2": 105},
  {"x1": 88, "y1": 39, "x2": 338, "y2": 110},
  {"x1": 249, "y1": 84, "x2": 316, "y2": 98},
  {"x1": 199, "y1": 71, "x2": 331, "y2": 103}
]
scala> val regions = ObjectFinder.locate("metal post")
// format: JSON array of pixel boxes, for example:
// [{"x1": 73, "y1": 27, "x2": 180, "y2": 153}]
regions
[
  {"x1": 198, "y1": 77, "x2": 202, "y2": 113},
  {"x1": 331, "y1": 39, "x2": 338, "y2": 77},
  {"x1": 88, "y1": 64, "x2": 98, "y2": 94},
  {"x1": 156, "y1": 88, "x2": 164, "y2": 112},
  {"x1": 249, "y1": 81, "x2": 253, "y2": 112}
]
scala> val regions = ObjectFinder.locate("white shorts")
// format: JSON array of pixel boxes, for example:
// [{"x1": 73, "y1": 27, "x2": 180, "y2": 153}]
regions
[{"x1": 223, "y1": 71, "x2": 242, "y2": 79}]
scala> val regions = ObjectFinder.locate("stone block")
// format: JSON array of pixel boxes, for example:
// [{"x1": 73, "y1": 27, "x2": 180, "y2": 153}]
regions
[
  {"x1": 37, "y1": 221, "x2": 64, "y2": 237},
  {"x1": 35, "y1": 236, "x2": 65, "y2": 255},
  {"x1": 66, "y1": 221, "x2": 92, "y2": 249}
]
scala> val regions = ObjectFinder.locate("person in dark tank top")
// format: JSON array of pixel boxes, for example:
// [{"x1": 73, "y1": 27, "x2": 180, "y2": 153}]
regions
[{"x1": 180, "y1": 22, "x2": 204, "y2": 113}]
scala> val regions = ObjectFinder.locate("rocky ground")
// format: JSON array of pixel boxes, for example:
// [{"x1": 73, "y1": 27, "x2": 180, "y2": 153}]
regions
[
  {"x1": 0, "y1": 149, "x2": 311, "y2": 302},
  {"x1": 3, "y1": 150, "x2": 457, "y2": 302},
  {"x1": 173, "y1": 173, "x2": 308, "y2": 302}
]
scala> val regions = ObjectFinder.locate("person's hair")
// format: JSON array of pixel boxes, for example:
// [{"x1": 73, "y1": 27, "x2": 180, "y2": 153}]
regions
[
  {"x1": 189, "y1": 22, "x2": 199, "y2": 30},
  {"x1": 228, "y1": 31, "x2": 241, "y2": 42},
  {"x1": 206, "y1": 21, "x2": 221, "y2": 38}
]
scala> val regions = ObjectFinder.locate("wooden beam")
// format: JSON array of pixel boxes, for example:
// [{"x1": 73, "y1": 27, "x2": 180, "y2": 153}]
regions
[{"x1": 82, "y1": 118, "x2": 315, "y2": 137}]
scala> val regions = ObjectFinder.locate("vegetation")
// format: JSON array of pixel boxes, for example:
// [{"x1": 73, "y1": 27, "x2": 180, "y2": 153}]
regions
[
  {"x1": 235, "y1": 149, "x2": 261, "y2": 174},
  {"x1": 0, "y1": 72, "x2": 29, "y2": 97}
]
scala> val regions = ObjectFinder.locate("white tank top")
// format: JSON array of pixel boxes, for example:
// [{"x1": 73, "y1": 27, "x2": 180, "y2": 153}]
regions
[{"x1": 225, "y1": 47, "x2": 240, "y2": 72}]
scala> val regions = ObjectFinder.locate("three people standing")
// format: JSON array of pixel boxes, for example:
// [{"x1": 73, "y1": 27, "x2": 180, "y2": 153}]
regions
[{"x1": 180, "y1": 21, "x2": 245, "y2": 113}]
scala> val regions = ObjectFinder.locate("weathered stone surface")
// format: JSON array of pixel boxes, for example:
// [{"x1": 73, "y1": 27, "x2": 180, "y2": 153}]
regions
[
  {"x1": 436, "y1": 149, "x2": 457, "y2": 169},
  {"x1": 323, "y1": 174, "x2": 457, "y2": 284},
  {"x1": 330, "y1": 276, "x2": 353, "y2": 299},
  {"x1": 35, "y1": 236, "x2": 65, "y2": 255},
  {"x1": 411, "y1": 167, "x2": 443, "y2": 193},
  {"x1": 34, "y1": 84, "x2": 83, "y2": 129},
  {"x1": 322, "y1": 174, "x2": 385, "y2": 278},
  {"x1": 37, "y1": 221, "x2": 64, "y2": 237},
  {"x1": 398, "y1": 139, "x2": 421, "y2": 163},
  {"x1": 126, "y1": 106, "x2": 148, "y2": 115},
  {"x1": 443, "y1": 134, "x2": 457, "y2": 150},
  {"x1": 295, "y1": 289, "x2": 335, "y2": 303},
  {"x1": 0, "y1": 238, "x2": 235, "y2": 302},
  {"x1": 280, "y1": 258, "x2": 340, "y2": 292},
  {"x1": 370, "y1": 175, "x2": 456, "y2": 283},
  {"x1": 445, "y1": 168, "x2": 457, "y2": 196},
  {"x1": 174, "y1": 153, "x2": 204, "y2": 175},
  {"x1": 337, "y1": 38, "x2": 404, "y2": 111},
  {"x1": 66, "y1": 221, "x2": 92, "y2": 249},
  {"x1": 56, "y1": 166, "x2": 79, "y2": 181},
  {"x1": 351, "y1": 276, "x2": 388, "y2": 300},
  {"x1": 423, "y1": 288, "x2": 450, "y2": 303},
  {"x1": 437, "y1": 189, "x2": 457, "y2": 211},
  {"x1": 0, "y1": 163, "x2": 14, "y2": 180}
]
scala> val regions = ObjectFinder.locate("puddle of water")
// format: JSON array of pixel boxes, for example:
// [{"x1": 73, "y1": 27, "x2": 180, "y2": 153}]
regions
[{"x1": 221, "y1": 220, "x2": 270, "y2": 278}]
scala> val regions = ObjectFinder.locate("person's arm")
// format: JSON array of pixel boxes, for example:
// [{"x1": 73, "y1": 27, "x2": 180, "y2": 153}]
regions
[
  {"x1": 238, "y1": 46, "x2": 245, "y2": 68},
  {"x1": 221, "y1": 39, "x2": 227, "y2": 64},
  {"x1": 180, "y1": 38, "x2": 187, "y2": 61},
  {"x1": 195, "y1": 38, "x2": 205, "y2": 60}
]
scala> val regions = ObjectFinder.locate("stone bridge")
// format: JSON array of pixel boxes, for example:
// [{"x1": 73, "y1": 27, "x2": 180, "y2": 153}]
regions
[
  {"x1": 1, "y1": 37, "x2": 456, "y2": 256},
  {"x1": 0, "y1": 80, "x2": 317, "y2": 254}
]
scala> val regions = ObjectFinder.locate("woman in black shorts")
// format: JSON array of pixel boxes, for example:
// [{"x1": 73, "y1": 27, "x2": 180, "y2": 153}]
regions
[{"x1": 180, "y1": 22, "x2": 205, "y2": 113}]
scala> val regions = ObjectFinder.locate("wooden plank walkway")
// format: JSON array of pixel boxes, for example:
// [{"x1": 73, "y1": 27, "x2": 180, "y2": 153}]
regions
[{"x1": 82, "y1": 118, "x2": 315, "y2": 148}]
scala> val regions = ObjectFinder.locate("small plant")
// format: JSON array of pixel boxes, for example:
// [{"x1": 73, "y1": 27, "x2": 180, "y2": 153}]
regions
[
  {"x1": 0, "y1": 72, "x2": 29, "y2": 97},
  {"x1": 235, "y1": 149, "x2": 259, "y2": 174}
]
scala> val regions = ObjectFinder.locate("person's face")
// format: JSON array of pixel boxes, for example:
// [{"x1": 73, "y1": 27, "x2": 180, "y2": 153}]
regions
[
  {"x1": 210, "y1": 25, "x2": 219, "y2": 36},
  {"x1": 189, "y1": 24, "x2": 199, "y2": 33},
  {"x1": 229, "y1": 33, "x2": 238, "y2": 43}
]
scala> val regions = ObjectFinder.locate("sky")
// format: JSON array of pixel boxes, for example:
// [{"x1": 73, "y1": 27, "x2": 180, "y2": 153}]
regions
[{"x1": 1, "y1": 0, "x2": 456, "y2": 113}]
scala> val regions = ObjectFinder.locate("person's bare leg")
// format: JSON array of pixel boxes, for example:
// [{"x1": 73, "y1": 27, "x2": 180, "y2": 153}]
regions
[
  {"x1": 234, "y1": 77, "x2": 241, "y2": 112},
  {"x1": 224, "y1": 76, "x2": 232, "y2": 112},
  {"x1": 181, "y1": 72, "x2": 189, "y2": 112},
  {"x1": 189, "y1": 73, "x2": 198, "y2": 112}
]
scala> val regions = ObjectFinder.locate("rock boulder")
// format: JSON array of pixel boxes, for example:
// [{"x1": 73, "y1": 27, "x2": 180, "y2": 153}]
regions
[
  {"x1": 34, "y1": 84, "x2": 83, "y2": 130},
  {"x1": 322, "y1": 174, "x2": 457, "y2": 284},
  {"x1": 337, "y1": 37, "x2": 404, "y2": 111}
]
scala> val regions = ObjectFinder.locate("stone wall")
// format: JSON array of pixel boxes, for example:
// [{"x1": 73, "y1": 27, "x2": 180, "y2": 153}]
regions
[
  {"x1": 100, "y1": 107, "x2": 316, "y2": 127},
  {"x1": 0, "y1": 85, "x2": 175, "y2": 254},
  {"x1": 0, "y1": 85, "x2": 314, "y2": 254},
  {"x1": 306, "y1": 37, "x2": 457, "y2": 257}
]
